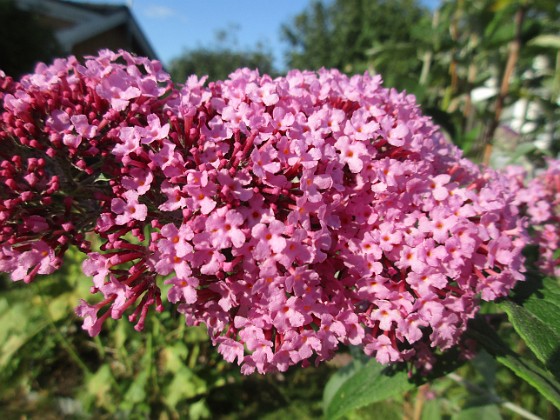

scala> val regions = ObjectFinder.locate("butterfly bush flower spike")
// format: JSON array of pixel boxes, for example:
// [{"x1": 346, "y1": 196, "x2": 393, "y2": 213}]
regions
[
  {"x1": 507, "y1": 161, "x2": 560, "y2": 277},
  {"x1": 0, "y1": 51, "x2": 527, "y2": 375}
]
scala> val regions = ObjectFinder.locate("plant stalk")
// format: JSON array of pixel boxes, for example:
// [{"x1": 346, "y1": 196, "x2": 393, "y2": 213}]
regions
[{"x1": 481, "y1": 4, "x2": 527, "y2": 165}]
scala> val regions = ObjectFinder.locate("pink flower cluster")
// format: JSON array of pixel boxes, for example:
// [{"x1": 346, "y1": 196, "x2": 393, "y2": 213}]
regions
[
  {"x1": 507, "y1": 160, "x2": 560, "y2": 277},
  {"x1": 0, "y1": 51, "x2": 526, "y2": 374}
]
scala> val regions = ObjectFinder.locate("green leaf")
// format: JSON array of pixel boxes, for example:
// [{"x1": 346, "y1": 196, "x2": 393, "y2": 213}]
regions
[
  {"x1": 484, "y1": 4, "x2": 513, "y2": 41},
  {"x1": 324, "y1": 359, "x2": 415, "y2": 420},
  {"x1": 508, "y1": 142, "x2": 538, "y2": 163},
  {"x1": 324, "y1": 345, "x2": 467, "y2": 420},
  {"x1": 458, "y1": 126, "x2": 482, "y2": 155},
  {"x1": 84, "y1": 364, "x2": 115, "y2": 410},
  {"x1": 123, "y1": 369, "x2": 148, "y2": 405},
  {"x1": 500, "y1": 300, "x2": 560, "y2": 378},
  {"x1": 421, "y1": 399, "x2": 442, "y2": 420},
  {"x1": 471, "y1": 350, "x2": 498, "y2": 391},
  {"x1": 94, "y1": 173, "x2": 111, "y2": 183},
  {"x1": 352, "y1": 400, "x2": 403, "y2": 420},
  {"x1": 528, "y1": 34, "x2": 560, "y2": 50},
  {"x1": 48, "y1": 293, "x2": 74, "y2": 322},
  {"x1": 482, "y1": 5, "x2": 515, "y2": 49},
  {"x1": 468, "y1": 317, "x2": 560, "y2": 410},
  {"x1": 163, "y1": 366, "x2": 208, "y2": 409},
  {"x1": 500, "y1": 276, "x2": 560, "y2": 379},
  {"x1": 323, "y1": 357, "x2": 363, "y2": 413},
  {"x1": 162, "y1": 342, "x2": 189, "y2": 373},
  {"x1": 189, "y1": 400, "x2": 211, "y2": 420},
  {"x1": 0, "y1": 300, "x2": 49, "y2": 369},
  {"x1": 452, "y1": 403, "x2": 502, "y2": 420}
]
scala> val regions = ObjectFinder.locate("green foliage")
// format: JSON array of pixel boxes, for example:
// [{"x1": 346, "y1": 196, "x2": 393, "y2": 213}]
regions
[
  {"x1": 281, "y1": 0, "x2": 431, "y2": 89},
  {"x1": 169, "y1": 27, "x2": 276, "y2": 83},
  {"x1": 500, "y1": 277, "x2": 560, "y2": 380},
  {"x1": 323, "y1": 345, "x2": 471, "y2": 419},
  {"x1": 410, "y1": 0, "x2": 560, "y2": 162},
  {"x1": 0, "y1": 0, "x2": 62, "y2": 78},
  {"x1": 323, "y1": 356, "x2": 416, "y2": 419},
  {"x1": 469, "y1": 314, "x2": 560, "y2": 411},
  {"x1": 325, "y1": 340, "x2": 559, "y2": 419}
]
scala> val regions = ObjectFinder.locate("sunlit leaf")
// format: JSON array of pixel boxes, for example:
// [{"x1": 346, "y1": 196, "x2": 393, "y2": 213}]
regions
[
  {"x1": 189, "y1": 399, "x2": 211, "y2": 420},
  {"x1": 123, "y1": 369, "x2": 148, "y2": 405},
  {"x1": 85, "y1": 365, "x2": 114, "y2": 410},
  {"x1": 323, "y1": 357, "x2": 362, "y2": 413},
  {"x1": 324, "y1": 359, "x2": 415, "y2": 420},
  {"x1": 452, "y1": 403, "x2": 502, "y2": 420},
  {"x1": 0, "y1": 300, "x2": 49, "y2": 369},
  {"x1": 422, "y1": 399, "x2": 443, "y2": 420},
  {"x1": 528, "y1": 34, "x2": 560, "y2": 49},
  {"x1": 162, "y1": 342, "x2": 189, "y2": 373},
  {"x1": 164, "y1": 366, "x2": 208, "y2": 409}
]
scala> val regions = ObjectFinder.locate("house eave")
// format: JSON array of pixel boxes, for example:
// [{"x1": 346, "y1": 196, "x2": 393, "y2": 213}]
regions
[{"x1": 14, "y1": 0, "x2": 159, "y2": 60}]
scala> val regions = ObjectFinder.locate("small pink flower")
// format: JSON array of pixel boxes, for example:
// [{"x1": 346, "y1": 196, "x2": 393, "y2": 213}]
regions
[
  {"x1": 111, "y1": 190, "x2": 148, "y2": 225},
  {"x1": 205, "y1": 207, "x2": 246, "y2": 249},
  {"x1": 335, "y1": 135, "x2": 368, "y2": 173},
  {"x1": 122, "y1": 168, "x2": 154, "y2": 195},
  {"x1": 71, "y1": 114, "x2": 97, "y2": 138},
  {"x1": 371, "y1": 300, "x2": 402, "y2": 331},
  {"x1": 388, "y1": 121, "x2": 409, "y2": 147},
  {"x1": 75, "y1": 299, "x2": 103, "y2": 336},
  {"x1": 251, "y1": 221, "x2": 287, "y2": 260},
  {"x1": 11, "y1": 241, "x2": 57, "y2": 282},
  {"x1": 166, "y1": 277, "x2": 198, "y2": 304},
  {"x1": 113, "y1": 126, "x2": 141, "y2": 158},
  {"x1": 82, "y1": 252, "x2": 111, "y2": 288},
  {"x1": 365, "y1": 334, "x2": 402, "y2": 364},
  {"x1": 141, "y1": 114, "x2": 169, "y2": 144}
]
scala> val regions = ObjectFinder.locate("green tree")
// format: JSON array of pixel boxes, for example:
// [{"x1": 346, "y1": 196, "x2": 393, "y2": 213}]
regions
[
  {"x1": 281, "y1": 0, "x2": 431, "y2": 89},
  {"x1": 169, "y1": 28, "x2": 276, "y2": 83},
  {"x1": 0, "y1": 0, "x2": 62, "y2": 78}
]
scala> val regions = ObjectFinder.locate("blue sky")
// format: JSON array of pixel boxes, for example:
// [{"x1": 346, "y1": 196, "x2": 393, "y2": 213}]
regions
[{"x1": 84, "y1": 0, "x2": 440, "y2": 71}]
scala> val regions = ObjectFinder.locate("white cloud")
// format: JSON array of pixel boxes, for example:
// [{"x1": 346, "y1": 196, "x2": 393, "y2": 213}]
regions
[{"x1": 143, "y1": 5, "x2": 177, "y2": 19}]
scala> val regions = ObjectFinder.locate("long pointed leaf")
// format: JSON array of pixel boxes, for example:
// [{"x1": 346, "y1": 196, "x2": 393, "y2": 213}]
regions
[
  {"x1": 324, "y1": 348, "x2": 466, "y2": 420},
  {"x1": 324, "y1": 359, "x2": 415, "y2": 420},
  {"x1": 500, "y1": 276, "x2": 560, "y2": 379},
  {"x1": 469, "y1": 318, "x2": 560, "y2": 410}
]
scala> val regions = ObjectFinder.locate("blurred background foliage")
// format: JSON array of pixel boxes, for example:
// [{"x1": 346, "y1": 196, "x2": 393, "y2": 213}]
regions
[
  {"x1": 1, "y1": 0, "x2": 560, "y2": 418},
  {"x1": 169, "y1": 26, "x2": 277, "y2": 83}
]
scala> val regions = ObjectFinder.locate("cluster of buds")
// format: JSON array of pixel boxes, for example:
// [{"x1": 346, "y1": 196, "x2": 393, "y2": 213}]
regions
[{"x1": 1, "y1": 51, "x2": 526, "y2": 374}]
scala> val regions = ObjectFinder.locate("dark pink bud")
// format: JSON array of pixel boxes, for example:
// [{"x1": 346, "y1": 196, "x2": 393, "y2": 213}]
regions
[
  {"x1": 20, "y1": 191, "x2": 33, "y2": 201},
  {"x1": 5, "y1": 179, "x2": 17, "y2": 190}
]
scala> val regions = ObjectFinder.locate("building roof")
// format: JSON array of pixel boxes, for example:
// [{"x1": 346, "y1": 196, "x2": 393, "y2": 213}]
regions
[{"x1": 15, "y1": 0, "x2": 158, "y2": 60}]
